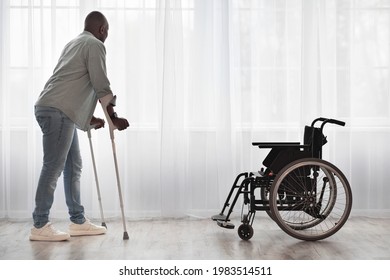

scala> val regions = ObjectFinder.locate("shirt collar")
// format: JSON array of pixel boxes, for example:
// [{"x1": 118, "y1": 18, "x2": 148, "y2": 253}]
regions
[{"x1": 82, "y1": 30, "x2": 94, "y2": 36}]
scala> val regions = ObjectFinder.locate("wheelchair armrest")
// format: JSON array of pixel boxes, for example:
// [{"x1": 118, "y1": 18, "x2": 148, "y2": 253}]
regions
[{"x1": 252, "y1": 142, "x2": 307, "y2": 149}]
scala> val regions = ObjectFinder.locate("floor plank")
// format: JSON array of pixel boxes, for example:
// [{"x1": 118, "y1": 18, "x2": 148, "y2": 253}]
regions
[{"x1": 1, "y1": 216, "x2": 389, "y2": 260}]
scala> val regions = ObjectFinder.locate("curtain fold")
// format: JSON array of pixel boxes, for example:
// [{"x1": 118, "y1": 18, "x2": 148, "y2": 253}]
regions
[
  {"x1": 1, "y1": 0, "x2": 390, "y2": 220},
  {"x1": 156, "y1": 0, "x2": 188, "y2": 217}
]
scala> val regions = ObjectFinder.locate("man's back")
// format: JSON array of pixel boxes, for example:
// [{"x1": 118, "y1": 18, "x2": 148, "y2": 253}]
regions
[{"x1": 36, "y1": 31, "x2": 112, "y2": 131}]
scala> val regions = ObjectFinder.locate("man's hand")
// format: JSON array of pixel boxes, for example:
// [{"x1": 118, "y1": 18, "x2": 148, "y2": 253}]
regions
[
  {"x1": 90, "y1": 116, "x2": 105, "y2": 129},
  {"x1": 112, "y1": 117, "x2": 130, "y2": 131}
]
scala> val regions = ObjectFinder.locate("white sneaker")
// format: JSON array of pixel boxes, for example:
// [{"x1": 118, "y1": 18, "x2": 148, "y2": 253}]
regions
[
  {"x1": 29, "y1": 222, "x2": 70, "y2": 241},
  {"x1": 69, "y1": 219, "x2": 107, "y2": 236}
]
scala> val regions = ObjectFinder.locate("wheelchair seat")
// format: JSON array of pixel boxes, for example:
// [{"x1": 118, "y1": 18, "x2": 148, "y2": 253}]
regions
[{"x1": 253, "y1": 125, "x2": 328, "y2": 175}]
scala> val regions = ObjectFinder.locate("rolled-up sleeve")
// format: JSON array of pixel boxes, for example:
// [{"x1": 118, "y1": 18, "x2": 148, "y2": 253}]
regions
[{"x1": 88, "y1": 42, "x2": 112, "y2": 99}]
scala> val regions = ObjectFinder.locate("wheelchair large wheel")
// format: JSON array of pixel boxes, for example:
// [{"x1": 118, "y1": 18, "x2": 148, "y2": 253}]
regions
[{"x1": 269, "y1": 158, "x2": 352, "y2": 241}]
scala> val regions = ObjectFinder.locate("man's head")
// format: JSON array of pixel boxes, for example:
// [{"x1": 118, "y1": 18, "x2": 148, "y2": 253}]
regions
[{"x1": 84, "y1": 11, "x2": 109, "y2": 43}]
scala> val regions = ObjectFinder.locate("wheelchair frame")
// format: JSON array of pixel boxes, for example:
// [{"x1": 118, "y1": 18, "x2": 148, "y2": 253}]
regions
[{"x1": 212, "y1": 118, "x2": 353, "y2": 241}]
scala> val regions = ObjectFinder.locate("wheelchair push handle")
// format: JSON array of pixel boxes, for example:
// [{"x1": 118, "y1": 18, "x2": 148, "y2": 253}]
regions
[
  {"x1": 328, "y1": 119, "x2": 345, "y2": 126},
  {"x1": 311, "y1": 117, "x2": 345, "y2": 128}
]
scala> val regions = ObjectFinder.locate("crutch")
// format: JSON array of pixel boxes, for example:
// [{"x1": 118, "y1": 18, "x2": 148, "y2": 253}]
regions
[
  {"x1": 87, "y1": 126, "x2": 107, "y2": 228},
  {"x1": 101, "y1": 96, "x2": 129, "y2": 240}
]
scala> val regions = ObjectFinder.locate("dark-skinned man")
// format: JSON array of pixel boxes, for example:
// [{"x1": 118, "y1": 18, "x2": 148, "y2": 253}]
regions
[{"x1": 30, "y1": 11, "x2": 129, "y2": 241}]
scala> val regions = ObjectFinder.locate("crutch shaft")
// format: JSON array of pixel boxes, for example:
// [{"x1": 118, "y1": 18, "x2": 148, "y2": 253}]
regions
[
  {"x1": 100, "y1": 94, "x2": 129, "y2": 239},
  {"x1": 111, "y1": 139, "x2": 127, "y2": 230},
  {"x1": 88, "y1": 129, "x2": 107, "y2": 228},
  {"x1": 110, "y1": 132, "x2": 129, "y2": 240}
]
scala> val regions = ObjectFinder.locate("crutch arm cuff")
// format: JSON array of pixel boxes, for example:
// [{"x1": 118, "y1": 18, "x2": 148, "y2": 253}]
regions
[{"x1": 99, "y1": 93, "x2": 117, "y2": 132}]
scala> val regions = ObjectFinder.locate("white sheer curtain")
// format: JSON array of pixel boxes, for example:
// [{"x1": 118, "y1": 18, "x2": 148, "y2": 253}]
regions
[{"x1": 1, "y1": 0, "x2": 390, "y2": 220}]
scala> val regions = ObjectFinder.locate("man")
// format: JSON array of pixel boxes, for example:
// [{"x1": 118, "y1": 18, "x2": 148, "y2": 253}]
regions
[{"x1": 30, "y1": 11, "x2": 129, "y2": 241}]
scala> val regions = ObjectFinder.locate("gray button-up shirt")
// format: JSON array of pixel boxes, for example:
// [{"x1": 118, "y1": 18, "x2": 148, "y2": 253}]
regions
[{"x1": 35, "y1": 31, "x2": 112, "y2": 131}]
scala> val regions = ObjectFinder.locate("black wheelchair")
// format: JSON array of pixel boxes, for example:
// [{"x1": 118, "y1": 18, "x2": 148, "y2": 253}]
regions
[{"x1": 212, "y1": 118, "x2": 353, "y2": 241}]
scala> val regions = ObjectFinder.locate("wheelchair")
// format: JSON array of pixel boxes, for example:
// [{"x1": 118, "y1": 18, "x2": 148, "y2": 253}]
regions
[{"x1": 212, "y1": 118, "x2": 353, "y2": 241}]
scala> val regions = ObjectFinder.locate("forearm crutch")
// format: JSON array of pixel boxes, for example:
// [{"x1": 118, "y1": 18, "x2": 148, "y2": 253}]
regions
[
  {"x1": 101, "y1": 95, "x2": 129, "y2": 240},
  {"x1": 87, "y1": 127, "x2": 107, "y2": 228}
]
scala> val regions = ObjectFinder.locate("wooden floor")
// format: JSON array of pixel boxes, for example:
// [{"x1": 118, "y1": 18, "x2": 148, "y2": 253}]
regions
[{"x1": 1, "y1": 215, "x2": 390, "y2": 260}]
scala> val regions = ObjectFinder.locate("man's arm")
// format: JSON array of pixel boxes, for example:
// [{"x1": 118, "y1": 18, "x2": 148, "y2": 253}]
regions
[{"x1": 87, "y1": 43, "x2": 129, "y2": 131}]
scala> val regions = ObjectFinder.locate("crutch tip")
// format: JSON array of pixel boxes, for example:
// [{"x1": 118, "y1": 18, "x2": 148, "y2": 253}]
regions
[
  {"x1": 101, "y1": 222, "x2": 107, "y2": 228},
  {"x1": 123, "y1": 232, "x2": 129, "y2": 240}
]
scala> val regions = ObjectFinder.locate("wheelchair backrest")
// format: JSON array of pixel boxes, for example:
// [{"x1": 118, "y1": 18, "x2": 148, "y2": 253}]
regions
[
  {"x1": 303, "y1": 126, "x2": 327, "y2": 158},
  {"x1": 261, "y1": 125, "x2": 328, "y2": 174}
]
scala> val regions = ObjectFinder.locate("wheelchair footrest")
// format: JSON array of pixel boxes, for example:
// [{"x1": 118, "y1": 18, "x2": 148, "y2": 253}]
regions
[
  {"x1": 217, "y1": 220, "x2": 235, "y2": 229},
  {"x1": 211, "y1": 214, "x2": 229, "y2": 221}
]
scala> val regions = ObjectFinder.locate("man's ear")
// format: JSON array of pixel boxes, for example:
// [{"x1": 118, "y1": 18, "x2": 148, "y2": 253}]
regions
[{"x1": 99, "y1": 25, "x2": 105, "y2": 34}]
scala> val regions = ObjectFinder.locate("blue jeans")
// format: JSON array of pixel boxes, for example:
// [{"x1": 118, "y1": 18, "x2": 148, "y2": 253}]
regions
[{"x1": 33, "y1": 106, "x2": 86, "y2": 228}]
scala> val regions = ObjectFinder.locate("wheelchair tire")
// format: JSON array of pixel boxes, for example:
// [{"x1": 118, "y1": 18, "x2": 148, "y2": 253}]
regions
[
  {"x1": 269, "y1": 158, "x2": 352, "y2": 241},
  {"x1": 238, "y1": 224, "x2": 254, "y2": 241}
]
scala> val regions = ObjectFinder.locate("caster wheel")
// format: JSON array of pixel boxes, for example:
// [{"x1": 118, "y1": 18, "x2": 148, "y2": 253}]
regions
[{"x1": 238, "y1": 224, "x2": 254, "y2": 240}]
